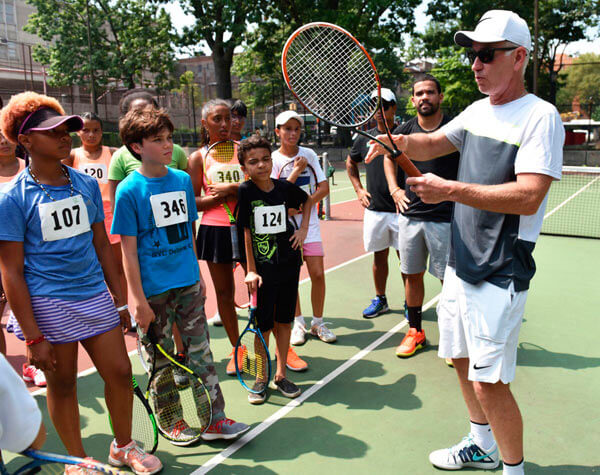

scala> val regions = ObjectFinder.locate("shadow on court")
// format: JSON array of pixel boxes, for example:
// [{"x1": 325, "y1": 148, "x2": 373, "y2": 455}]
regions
[
  {"x1": 525, "y1": 462, "x2": 600, "y2": 473},
  {"x1": 229, "y1": 416, "x2": 368, "y2": 464},
  {"x1": 517, "y1": 342, "x2": 600, "y2": 370}
]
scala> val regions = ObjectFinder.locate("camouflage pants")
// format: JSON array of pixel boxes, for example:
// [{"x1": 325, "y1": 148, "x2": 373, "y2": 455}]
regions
[{"x1": 138, "y1": 280, "x2": 225, "y2": 425}]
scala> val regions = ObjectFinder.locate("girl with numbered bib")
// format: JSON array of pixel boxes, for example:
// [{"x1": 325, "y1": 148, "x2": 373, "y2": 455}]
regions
[{"x1": 0, "y1": 92, "x2": 162, "y2": 475}]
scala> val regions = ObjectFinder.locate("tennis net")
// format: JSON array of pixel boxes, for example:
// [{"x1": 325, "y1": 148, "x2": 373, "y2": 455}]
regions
[{"x1": 542, "y1": 166, "x2": 600, "y2": 239}]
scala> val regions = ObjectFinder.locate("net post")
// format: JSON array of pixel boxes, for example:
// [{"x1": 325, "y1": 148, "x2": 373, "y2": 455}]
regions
[{"x1": 322, "y1": 152, "x2": 331, "y2": 220}]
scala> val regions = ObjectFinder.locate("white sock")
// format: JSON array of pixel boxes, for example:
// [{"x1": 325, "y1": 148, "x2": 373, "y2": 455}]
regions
[
  {"x1": 311, "y1": 317, "x2": 323, "y2": 327},
  {"x1": 470, "y1": 421, "x2": 495, "y2": 451},
  {"x1": 295, "y1": 316, "x2": 306, "y2": 327},
  {"x1": 503, "y1": 460, "x2": 524, "y2": 474}
]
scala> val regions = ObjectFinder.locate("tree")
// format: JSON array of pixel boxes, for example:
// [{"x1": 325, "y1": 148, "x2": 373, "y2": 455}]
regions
[
  {"x1": 25, "y1": 0, "x2": 176, "y2": 106},
  {"x1": 171, "y1": 0, "x2": 265, "y2": 99},
  {"x1": 557, "y1": 53, "x2": 600, "y2": 109},
  {"x1": 419, "y1": 0, "x2": 600, "y2": 104},
  {"x1": 233, "y1": 0, "x2": 420, "y2": 108},
  {"x1": 172, "y1": 70, "x2": 202, "y2": 131}
]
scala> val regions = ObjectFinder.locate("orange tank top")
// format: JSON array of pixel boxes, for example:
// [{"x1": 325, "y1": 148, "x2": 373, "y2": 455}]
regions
[
  {"x1": 0, "y1": 159, "x2": 25, "y2": 187},
  {"x1": 72, "y1": 146, "x2": 112, "y2": 203},
  {"x1": 200, "y1": 142, "x2": 244, "y2": 227}
]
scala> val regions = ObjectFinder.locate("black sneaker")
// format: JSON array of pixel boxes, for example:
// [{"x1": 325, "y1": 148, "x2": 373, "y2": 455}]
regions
[
  {"x1": 248, "y1": 381, "x2": 267, "y2": 405},
  {"x1": 269, "y1": 378, "x2": 301, "y2": 398}
]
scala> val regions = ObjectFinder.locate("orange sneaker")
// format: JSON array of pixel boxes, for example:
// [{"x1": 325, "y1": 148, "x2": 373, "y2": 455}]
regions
[
  {"x1": 285, "y1": 347, "x2": 308, "y2": 372},
  {"x1": 108, "y1": 440, "x2": 162, "y2": 474},
  {"x1": 227, "y1": 347, "x2": 246, "y2": 376},
  {"x1": 395, "y1": 328, "x2": 426, "y2": 357}
]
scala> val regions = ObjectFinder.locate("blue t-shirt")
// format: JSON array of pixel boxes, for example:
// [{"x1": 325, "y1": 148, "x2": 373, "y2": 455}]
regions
[
  {"x1": 0, "y1": 167, "x2": 107, "y2": 300},
  {"x1": 111, "y1": 168, "x2": 199, "y2": 297}
]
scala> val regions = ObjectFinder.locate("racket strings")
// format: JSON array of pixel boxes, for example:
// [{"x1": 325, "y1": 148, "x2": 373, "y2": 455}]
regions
[
  {"x1": 239, "y1": 332, "x2": 269, "y2": 383},
  {"x1": 131, "y1": 395, "x2": 156, "y2": 452},
  {"x1": 285, "y1": 26, "x2": 377, "y2": 126},
  {"x1": 150, "y1": 365, "x2": 211, "y2": 441},
  {"x1": 207, "y1": 142, "x2": 235, "y2": 164}
]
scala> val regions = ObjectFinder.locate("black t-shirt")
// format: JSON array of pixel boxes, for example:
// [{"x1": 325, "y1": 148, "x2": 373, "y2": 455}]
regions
[
  {"x1": 349, "y1": 127, "x2": 404, "y2": 213},
  {"x1": 393, "y1": 116, "x2": 460, "y2": 222},
  {"x1": 236, "y1": 179, "x2": 308, "y2": 267}
]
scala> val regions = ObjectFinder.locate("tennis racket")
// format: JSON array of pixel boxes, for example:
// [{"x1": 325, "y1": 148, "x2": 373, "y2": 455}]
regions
[
  {"x1": 204, "y1": 140, "x2": 244, "y2": 260},
  {"x1": 234, "y1": 291, "x2": 272, "y2": 393},
  {"x1": 0, "y1": 449, "x2": 127, "y2": 474},
  {"x1": 277, "y1": 158, "x2": 320, "y2": 219},
  {"x1": 282, "y1": 22, "x2": 421, "y2": 177},
  {"x1": 143, "y1": 323, "x2": 212, "y2": 445},
  {"x1": 108, "y1": 373, "x2": 158, "y2": 454}
]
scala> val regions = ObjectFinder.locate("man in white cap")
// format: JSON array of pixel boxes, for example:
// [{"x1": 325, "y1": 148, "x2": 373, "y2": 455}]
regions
[
  {"x1": 367, "y1": 10, "x2": 564, "y2": 474},
  {"x1": 347, "y1": 88, "x2": 405, "y2": 319}
]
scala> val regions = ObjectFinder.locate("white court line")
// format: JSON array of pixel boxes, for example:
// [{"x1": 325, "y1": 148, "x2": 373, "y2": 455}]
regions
[
  {"x1": 193, "y1": 293, "x2": 441, "y2": 474},
  {"x1": 329, "y1": 185, "x2": 354, "y2": 194},
  {"x1": 544, "y1": 174, "x2": 600, "y2": 219}
]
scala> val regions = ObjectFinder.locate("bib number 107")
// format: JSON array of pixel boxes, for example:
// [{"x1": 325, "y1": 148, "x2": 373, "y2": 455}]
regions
[
  {"x1": 51, "y1": 205, "x2": 81, "y2": 231},
  {"x1": 38, "y1": 195, "x2": 91, "y2": 242}
]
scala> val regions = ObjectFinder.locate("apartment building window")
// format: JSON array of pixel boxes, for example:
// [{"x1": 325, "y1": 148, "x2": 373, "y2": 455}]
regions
[{"x1": 4, "y1": 0, "x2": 16, "y2": 25}]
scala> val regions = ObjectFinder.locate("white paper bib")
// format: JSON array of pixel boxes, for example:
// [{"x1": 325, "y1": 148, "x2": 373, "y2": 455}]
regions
[
  {"x1": 150, "y1": 191, "x2": 188, "y2": 228},
  {"x1": 254, "y1": 204, "x2": 286, "y2": 234},
  {"x1": 38, "y1": 195, "x2": 91, "y2": 242},
  {"x1": 79, "y1": 163, "x2": 108, "y2": 184},
  {"x1": 207, "y1": 163, "x2": 244, "y2": 184}
]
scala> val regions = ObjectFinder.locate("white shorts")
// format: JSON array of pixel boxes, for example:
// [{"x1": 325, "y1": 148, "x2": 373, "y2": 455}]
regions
[
  {"x1": 397, "y1": 214, "x2": 450, "y2": 279},
  {"x1": 437, "y1": 266, "x2": 528, "y2": 384},
  {"x1": 363, "y1": 209, "x2": 399, "y2": 252}
]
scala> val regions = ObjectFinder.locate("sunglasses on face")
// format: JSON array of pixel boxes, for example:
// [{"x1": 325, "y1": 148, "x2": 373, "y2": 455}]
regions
[{"x1": 466, "y1": 47, "x2": 518, "y2": 64}]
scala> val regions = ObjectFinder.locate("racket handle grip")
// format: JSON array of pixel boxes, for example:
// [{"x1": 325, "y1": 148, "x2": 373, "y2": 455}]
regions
[
  {"x1": 250, "y1": 291, "x2": 258, "y2": 308},
  {"x1": 392, "y1": 150, "x2": 422, "y2": 177}
]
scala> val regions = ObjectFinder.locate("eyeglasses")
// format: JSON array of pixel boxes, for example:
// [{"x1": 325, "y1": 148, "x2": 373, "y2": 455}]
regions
[
  {"x1": 466, "y1": 47, "x2": 518, "y2": 64},
  {"x1": 372, "y1": 99, "x2": 395, "y2": 110}
]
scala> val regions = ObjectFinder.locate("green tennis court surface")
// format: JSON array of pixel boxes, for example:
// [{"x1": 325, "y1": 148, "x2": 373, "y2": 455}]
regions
[{"x1": 4, "y1": 167, "x2": 600, "y2": 473}]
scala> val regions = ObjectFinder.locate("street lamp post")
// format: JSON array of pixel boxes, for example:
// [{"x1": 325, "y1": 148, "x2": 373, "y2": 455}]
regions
[{"x1": 85, "y1": 0, "x2": 98, "y2": 113}]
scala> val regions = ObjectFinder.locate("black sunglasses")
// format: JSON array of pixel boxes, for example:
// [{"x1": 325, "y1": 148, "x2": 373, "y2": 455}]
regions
[
  {"x1": 371, "y1": 99, "x2": 395, "y2": 110},
  {"x1": 466, "y1": 47, "x2": 518, "y2": 64}
]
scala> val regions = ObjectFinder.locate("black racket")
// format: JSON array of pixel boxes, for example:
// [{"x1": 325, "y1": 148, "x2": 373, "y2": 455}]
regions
[
  {"x1": 108, "y1": 373, "x2": 158, "y2": 454},
  {"x1": 142, "y1": 323, "x2": 212, "y2": 446},
  {"x1": 204, "y1": 140, "x2": 244, "y2": 260},
  {"x1": 0, "y1": 449, "x2": 127, "y2": 474},
  {"x1": 277, "y1": 158, "x2": 320, "y2": 219},
  {"x1": 282, "y1": 22, "x2": 421, "y2": 177},
  {"x1": 234, "y1": 291, "x2": 272, "y2": 393}
]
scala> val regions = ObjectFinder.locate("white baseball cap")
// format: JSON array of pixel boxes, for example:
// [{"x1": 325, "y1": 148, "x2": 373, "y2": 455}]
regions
[
  {"x1": 370, "y1": 88, "x2": 397, "y2": 103},
  {"x1": 275, "y1": 110, "x2": 304, "y2": 127},
  {"x1": 454, "y1": 10, "x2": 531, "y2": 52}
]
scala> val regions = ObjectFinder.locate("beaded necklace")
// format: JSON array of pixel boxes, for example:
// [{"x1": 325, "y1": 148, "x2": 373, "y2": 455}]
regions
[{"x1": 28, "y1": 165, "x2": 74, "y2": 202}]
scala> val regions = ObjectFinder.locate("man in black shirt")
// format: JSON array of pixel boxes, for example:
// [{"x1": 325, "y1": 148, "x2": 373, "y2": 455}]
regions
[
  {"x1": 384, "y1": 74, "x2": 460, "y2": 358},
  {"x1": 347, "y1": 88, "x2": 407, "y2": 318}
]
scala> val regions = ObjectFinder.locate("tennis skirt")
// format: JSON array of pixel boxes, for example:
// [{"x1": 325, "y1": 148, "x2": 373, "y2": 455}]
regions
[
  {"x1": 7, "y1": 289, "x2": 120, "y2": 344},
  {"x1": 196, "y1": 224, "x2": 246, "y2": 264}
]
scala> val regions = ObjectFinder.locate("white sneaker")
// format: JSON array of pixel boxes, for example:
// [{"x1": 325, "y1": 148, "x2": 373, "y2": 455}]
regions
[
  {"x1": 310, "y1": 322, "x2": 337, "y2": 343},
  {"x1": 22, "y1": 364, "x2": 47, "y2": 387},
  {"x1": 209, "y1": 312, "x2": 223, "y2": 326},
  {"x1": 429, "y1": 434, "x2": 499, "y2": 470},
  {"x1": 290, "y1": 321, "x2": 307, "y2": 346}
]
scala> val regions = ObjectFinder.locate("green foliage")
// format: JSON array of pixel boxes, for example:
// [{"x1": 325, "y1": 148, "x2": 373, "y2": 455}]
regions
[
  {"x1": 418, "y1": 0, "x2": 600, "y2": 103},
  {"x1": 556, "y1": 53, "x2": 600, "y2": 107},
  {"x1": 233, "y1": 0, "x2": 420, "y2": 108},
  {"x1": 25, "y1": 0, "x2": 176, "y2": 91},
  {"x1": 172, "y1": 70, "x2": 203, "y2": 103}
]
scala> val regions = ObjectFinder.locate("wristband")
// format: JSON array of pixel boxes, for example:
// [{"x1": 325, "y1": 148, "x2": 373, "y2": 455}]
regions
[
  {"x1": 25, "y1": 335, "x2": 45, "y2": 346},
  {"x1": 390, "y1": 187, "x2": 401, "y2": 196},
  {"x1": 116, "y1": 305, "x2": 128, "y2": 312}
]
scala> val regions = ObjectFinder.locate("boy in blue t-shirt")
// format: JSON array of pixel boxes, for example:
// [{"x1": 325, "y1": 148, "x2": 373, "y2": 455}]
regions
[{"x1": 112, "y1": 106, "x2": 249, "y2": 444}]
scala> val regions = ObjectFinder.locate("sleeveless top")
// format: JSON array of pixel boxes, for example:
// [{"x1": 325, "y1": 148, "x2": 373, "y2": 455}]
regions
[
  {"x1": 0, "y1": 159, "x2": 25, "y2": 190},
  {"x1": 71, "y1": 146, "x2": 112, "y2": 203},
  {"x1": 200, "y1": 142, "x2": 244, "y2": 227}
]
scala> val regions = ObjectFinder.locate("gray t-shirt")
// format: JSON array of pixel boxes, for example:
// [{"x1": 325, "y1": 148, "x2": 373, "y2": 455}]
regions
[{"x1": 441, "y1": 94, "x2": 564, "y2": 291}]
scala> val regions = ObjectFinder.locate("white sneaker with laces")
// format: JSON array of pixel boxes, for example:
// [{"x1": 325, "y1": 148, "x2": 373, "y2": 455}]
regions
[
  {"x1": 209, "y1": 312, "x2": 223, "y2": 326},
  {"x1": 290, "y1": 321, "x2": 307, "y2": 346},
  {"x1": 310, "y1": 322, "x2": 337, "y2": 343},
  {"x1": 22, "y1": 364, "x2": 47, "y2": 387},
  {"x1": 429, "y1": 434, "x2": 500, "y2": 470}
]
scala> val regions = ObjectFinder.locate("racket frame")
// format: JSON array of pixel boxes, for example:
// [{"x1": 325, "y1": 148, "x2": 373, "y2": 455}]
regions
[
  {"x1": 144, "y1": 323, "x2": 213, "y2": 442},
  {"x1": 14, "y1": 449, "x2": 126, "y2": 474},
  {"x1": 234, "y1": 294, "x2": 272, "y2": 393},
  {"x1": 281, "y1": 22, "x2": 421, "y2": 177}
]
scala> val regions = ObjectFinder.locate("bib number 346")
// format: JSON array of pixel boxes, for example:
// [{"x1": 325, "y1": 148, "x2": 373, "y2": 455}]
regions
[
  {"x1": 38, "y1": 195, "x2": 91, "y2": 242},
  {"x1": 150, "y1": 191, "x2": 188, "y2": 228}
]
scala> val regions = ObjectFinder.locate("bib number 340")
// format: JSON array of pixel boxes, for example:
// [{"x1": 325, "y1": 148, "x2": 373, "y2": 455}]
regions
[
  {"x1": 254, "y1": 205, "x2": 286, "y2": 234},
  {"x1": 38, "y1": 195, "x2": 91, "y2": 242},
  {"x1": 150, "y1": 191, "x2": 188, "y2": 228}
]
